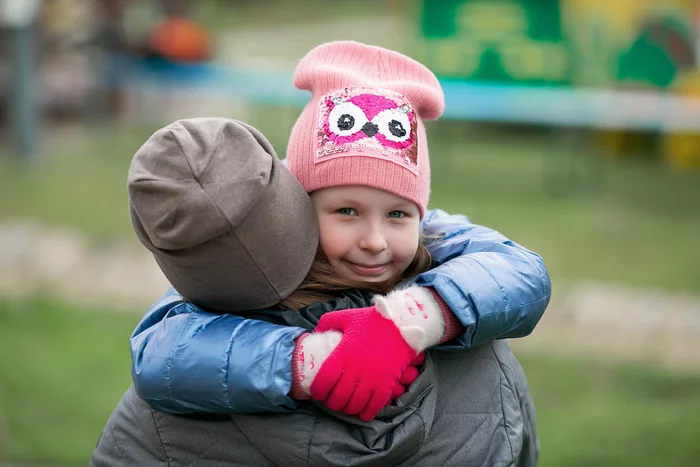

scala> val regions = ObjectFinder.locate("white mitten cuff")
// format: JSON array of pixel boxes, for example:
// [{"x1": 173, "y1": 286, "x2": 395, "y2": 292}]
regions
[
  {"x1": 374, "y1": 286, "x2": 445, "y2": 352},
  {"x1": 298, "y1": 331, "x2": 342, "y2": 396}
]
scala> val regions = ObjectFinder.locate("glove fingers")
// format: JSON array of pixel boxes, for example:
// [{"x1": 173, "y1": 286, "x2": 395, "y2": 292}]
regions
[
  {"x1": 315, "y1": 311, "x2": 349, "y2": 333},
  {"x1": 359, "y1": 388, "x2": 392, "y2": 422},
  {"x1": 325, "y1": 370, "x2": 358, "y2": 412},
  {"x1": 399, "y1": 365, "x2": 420, "y2": 386},
  {"x1": 410, "y1": 352, "x2": 426, "y2": 366},
  {"x1": 309, "y1": 357, "x2": 344, "y2": 401},
  {"x1": 391, "y1": 382, "x2": 406, "y2": 401},
  {"x1": 342, "y1": 382, "x2": 373, "y2": 415}
]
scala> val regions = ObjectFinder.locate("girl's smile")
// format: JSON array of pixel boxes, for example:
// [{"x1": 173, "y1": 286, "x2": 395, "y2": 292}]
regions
[
  {"x1": 343, "y1": 260, "x2": 389, "y2": 277},
  {"x1": 311, "y1": 185, "x2": 421, "y2": 283}
]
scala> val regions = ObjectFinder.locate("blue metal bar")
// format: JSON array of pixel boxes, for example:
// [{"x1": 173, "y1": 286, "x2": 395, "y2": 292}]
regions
[
  {"x1": 117, "y1": 57, "x2": 700, "y2": 132},
  {"x1": 10, "y1": 25, "x2": 38, "y2": 160}
]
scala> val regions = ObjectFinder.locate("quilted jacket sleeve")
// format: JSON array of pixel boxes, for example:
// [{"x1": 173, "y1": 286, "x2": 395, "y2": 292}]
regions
[
  {"x1": 130, "y1": 288, "x2": 306, "y2": 414},
  {"x1": 416, "y1": 209, "x2": 551, "y2": 349}
]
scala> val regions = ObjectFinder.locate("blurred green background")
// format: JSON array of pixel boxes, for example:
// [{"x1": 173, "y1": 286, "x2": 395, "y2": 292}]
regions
[{"x1": 1, "y1": 0, "x2": 700, "y2": 465}]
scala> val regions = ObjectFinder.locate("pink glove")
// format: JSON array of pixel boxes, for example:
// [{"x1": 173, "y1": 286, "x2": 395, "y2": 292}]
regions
[
  {"x1": 391, "y1": 352, "x2": 426, "y2": 400},
  {"x1": 290, "y1": 333, "x2": 424, "y2": 402},
  {"x1": 310, "y1": 306, "x2": 418, "y2": 422}
]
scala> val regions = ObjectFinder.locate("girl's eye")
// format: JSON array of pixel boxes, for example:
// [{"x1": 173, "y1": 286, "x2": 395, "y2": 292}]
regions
[
  {"x1": 387, "y1": 211, "x2": 406, "y2": 219},
  {"x1": 338, "y1": 208, "x2": 356, "y2": 216}
]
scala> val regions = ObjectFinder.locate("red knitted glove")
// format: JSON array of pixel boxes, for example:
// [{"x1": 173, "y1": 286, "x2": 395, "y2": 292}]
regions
[
  {"x1": 391, "y1": 352, "x2": 426, "y2": 400},
  {"x1": 310, "y1": 306, "x2": 418, "y2": 421},
  {"x1": 290, "y1": 335, "x2": 424, "y2": 402}
]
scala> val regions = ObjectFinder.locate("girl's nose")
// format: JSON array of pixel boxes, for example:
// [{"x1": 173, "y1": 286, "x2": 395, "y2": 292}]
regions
[{"x1": 359, "y1": 227, "x2": 388, "y2": 253}]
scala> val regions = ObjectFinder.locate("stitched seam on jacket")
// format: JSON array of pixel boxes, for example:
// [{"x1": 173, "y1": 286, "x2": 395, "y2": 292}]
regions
[
  {"x1": 491, "y1": 342, "x2": 515, "y2": 462},
  {"x1": 428, "y1": 278, "x2": 478, "y2": 347},
  {"x1": 166, "y1": 312, "x2": 195, "y2": 407},
  {"x1": 535, "y1": 257, "x2": 549, "y2": 298},
  {"x1": 417, "y1": 353, "x2": 437, "y2": 447},
  {"x1": 184, "y1": 437, "x2": 261, "y2": 467},
  {"x1": 479, "y1": 241, "x2": 548, "y2": 303},
  {"x1": 434, "y1": 281, "x2": 550, "y2": 347},
  {"x1": 471, "y1": 258, "x2": 510, "y2": 336},
  {"x1": 502, "y1": 296, "x2": 550, "y2": 321},
  {"x1": 222, "y1": 319, "x2": 238, "y2": 410},
  {"x1": 429, "y1": 277, "x2": 549, "y2": 321},
  {"x1": 506, "y1": 295, "x2": 549, "y2": 312},
  {"x1": 431, "y1": 244, "x2": 549, "y2": 340},
  {"x1": 472, "y1": 242, "x2": 548, "y2": 303},
  {"x1": 101, "y1": 428, "x2": 127, "y2": 464},
  {"x1": 228, "y1": 418, "x2": 281, "y2": 466},
  {"x1": 306, "y1": 412, "x2": 320, "y2": 466},
  {"x1": 123, "y1": 393, "x2": 170, "y2": 465},
  {"x1": 150, "y1": 410, "x2": 172, "y2": 466},
  {"x1": 271, "y1": 327, "x2": 305, "y2": 409}
]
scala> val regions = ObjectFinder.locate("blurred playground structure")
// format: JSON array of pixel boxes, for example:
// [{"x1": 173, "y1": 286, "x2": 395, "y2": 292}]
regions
[{"x1": 3, "y1": 0, "x2": 700, "y2": 169}]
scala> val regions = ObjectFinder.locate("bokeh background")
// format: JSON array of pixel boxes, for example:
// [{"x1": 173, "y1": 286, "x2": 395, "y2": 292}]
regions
[{"x1": 1, "y1": 0, "x2": 700, "y2": 465}]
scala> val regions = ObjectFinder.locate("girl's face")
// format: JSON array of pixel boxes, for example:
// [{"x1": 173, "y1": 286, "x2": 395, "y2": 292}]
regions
[{"x1": 311, "y1": 185, "x2": 420, "y2": 284}]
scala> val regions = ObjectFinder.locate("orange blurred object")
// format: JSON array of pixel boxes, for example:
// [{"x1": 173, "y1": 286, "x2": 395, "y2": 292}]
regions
[{"x1": 149, "y1": 16, "x2": 213, "y2": 63}]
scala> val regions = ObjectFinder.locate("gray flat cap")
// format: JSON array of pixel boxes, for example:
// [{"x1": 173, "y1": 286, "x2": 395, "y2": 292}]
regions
[{"x1": 128, "y1": 118, "x2": 318, "y2": 311}]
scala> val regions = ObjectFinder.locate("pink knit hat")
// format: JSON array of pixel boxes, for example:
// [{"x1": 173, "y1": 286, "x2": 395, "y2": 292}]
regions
[{"x1": 287, "y1": 41, "x2": 444, "y2": 217}]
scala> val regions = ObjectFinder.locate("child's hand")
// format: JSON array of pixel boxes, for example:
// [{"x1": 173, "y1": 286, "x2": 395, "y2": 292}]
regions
[
  {"x1": 308, "y1": 306, "x2": 419, "y2": 422},
  {"x1": 374, "y1": 286, "x2": 446, "y2": 352},
  {"x1": 390, "y1": 352, "x2": 426, "y2": 400},
  {"x1": 291, "y1": 331, "x2": 342, "y2": 399},
  {"x1": 290, "y1": 332, "x2": 423, "y2": 403}
]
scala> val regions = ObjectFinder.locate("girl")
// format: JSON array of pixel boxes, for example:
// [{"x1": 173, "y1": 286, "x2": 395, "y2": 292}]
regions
[{"x1": 128, "y1": 41, "x2": 550, "y2": 421}]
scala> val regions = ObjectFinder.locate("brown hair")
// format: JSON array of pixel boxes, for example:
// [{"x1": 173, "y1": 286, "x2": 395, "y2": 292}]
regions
[{"x1": 279, "y1": 235, "x2": 433, "y2": 310}]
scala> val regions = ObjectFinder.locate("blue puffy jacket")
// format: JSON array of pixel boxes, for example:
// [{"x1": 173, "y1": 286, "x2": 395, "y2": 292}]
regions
[{"x1": 130, "y1": 209, "x2": 551, "y2": 414}]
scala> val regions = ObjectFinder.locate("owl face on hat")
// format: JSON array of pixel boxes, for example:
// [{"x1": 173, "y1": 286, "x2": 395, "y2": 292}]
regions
[{"x1": 316, "y1": 88, "x2": 418, "y2": 173}]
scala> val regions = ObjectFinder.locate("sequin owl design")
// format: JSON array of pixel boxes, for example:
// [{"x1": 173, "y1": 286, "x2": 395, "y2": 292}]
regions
[{"x1": 316, "y1": 88, "x2": 418, "y2": 171}]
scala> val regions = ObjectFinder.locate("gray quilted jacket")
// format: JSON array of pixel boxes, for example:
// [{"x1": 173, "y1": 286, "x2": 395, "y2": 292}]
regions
[{"x1": 92, "y1": 338, "x2": 537, "y2": 466}]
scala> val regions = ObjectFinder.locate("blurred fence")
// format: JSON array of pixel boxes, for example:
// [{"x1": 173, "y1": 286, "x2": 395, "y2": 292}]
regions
[{"x1": 119, "y1": 57, "x2": 700, "y2": 131}]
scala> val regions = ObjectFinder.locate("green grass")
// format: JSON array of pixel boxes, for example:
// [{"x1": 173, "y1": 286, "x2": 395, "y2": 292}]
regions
[
  {"x1": 519, "y1": 350, "x2": 700, "y2": 467},
  {"x1": 0, "y1": 298, "x2": 139, "y2": 464},
  {"x1": 1, "y1": 298, "x2": 700, "y2": 466}
]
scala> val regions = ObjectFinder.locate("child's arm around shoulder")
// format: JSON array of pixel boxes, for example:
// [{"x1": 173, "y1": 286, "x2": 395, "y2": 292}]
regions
[
  {"x1": 130, "y1": 288, "x2": 306, "y2": 414},
  {"x1": 416, "y1": 209, "x2": 551, "y2": 348}
]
